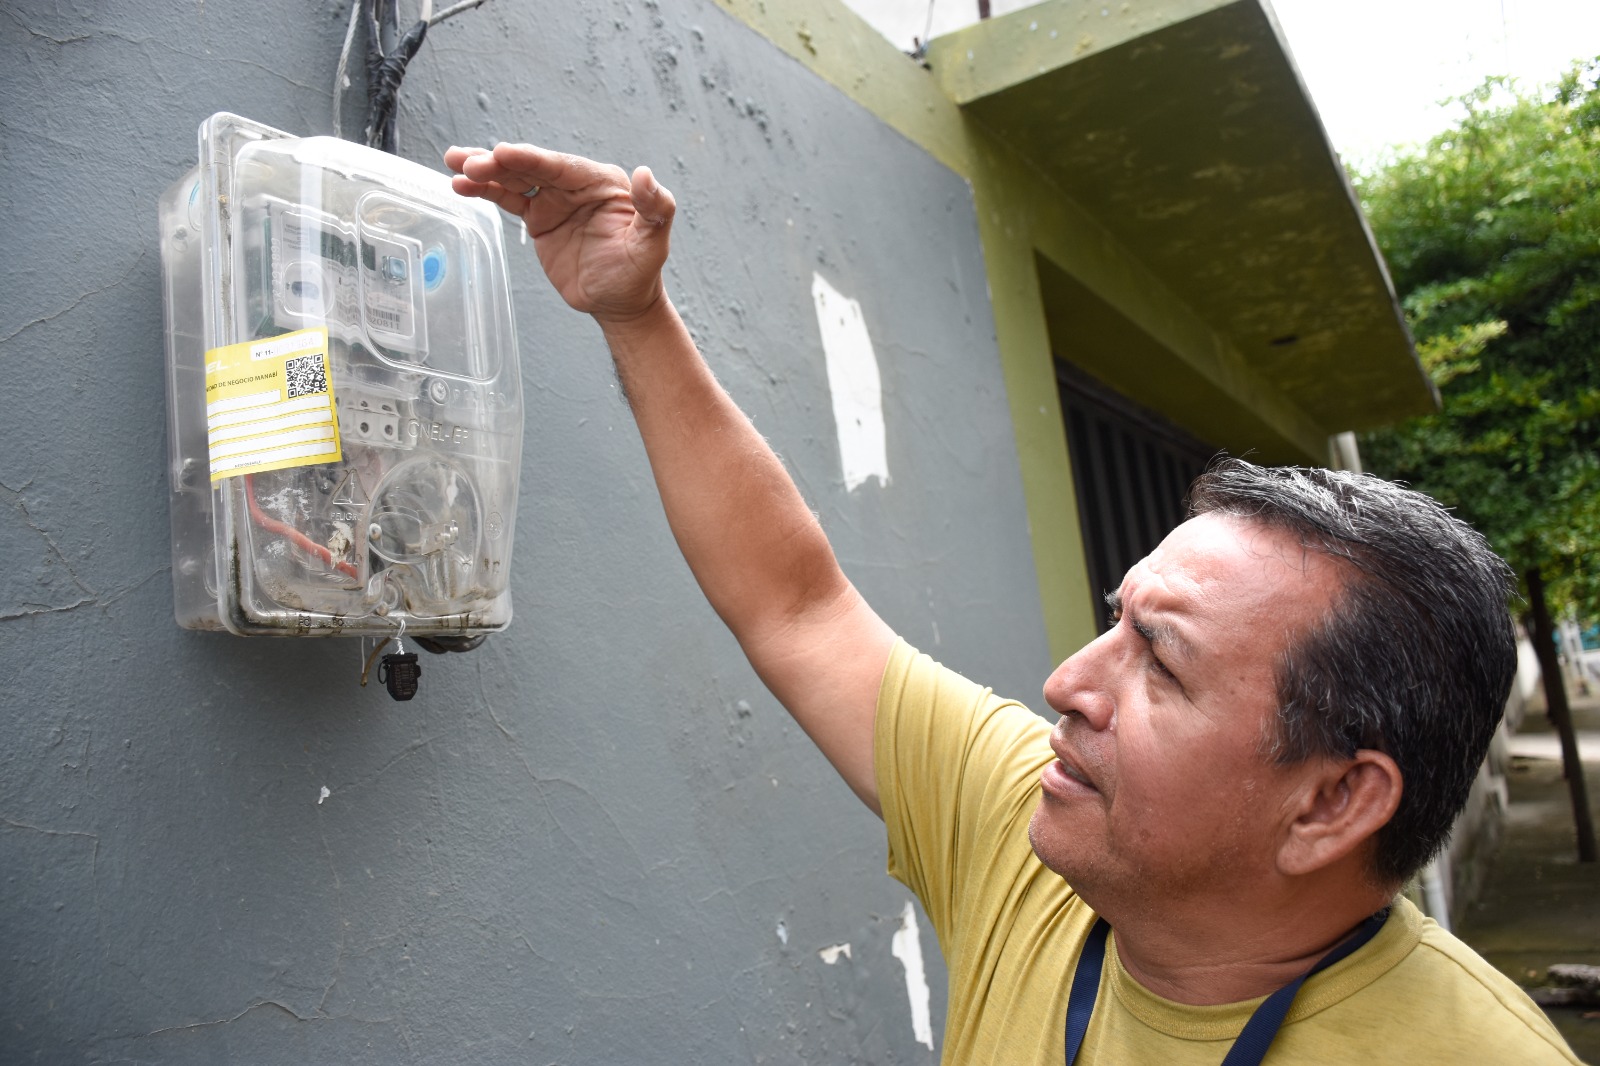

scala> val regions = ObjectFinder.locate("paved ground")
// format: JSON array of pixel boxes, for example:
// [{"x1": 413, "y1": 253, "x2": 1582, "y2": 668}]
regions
[{"x1": 1457, "y1": 687, "x2": 1600, "y2": 1063}]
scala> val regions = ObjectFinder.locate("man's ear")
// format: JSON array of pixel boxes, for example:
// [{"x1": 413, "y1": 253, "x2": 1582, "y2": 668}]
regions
[{"x1": 1276, "y1": 751, "x2": 1403, "y2": 877}]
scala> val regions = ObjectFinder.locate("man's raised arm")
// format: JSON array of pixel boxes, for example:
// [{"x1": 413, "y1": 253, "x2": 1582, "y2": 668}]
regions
[{"x1": 446, "y1": 143, "x2": 895, "y2": 814}]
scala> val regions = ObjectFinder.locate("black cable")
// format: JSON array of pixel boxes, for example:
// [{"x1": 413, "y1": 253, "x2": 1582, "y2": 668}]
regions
[
  {"x1": 354, "y1": 0, "x2": 491, "y2": 154},
  {"x1": 366, "y1": 15, "x2": 430, "y2": 153}
]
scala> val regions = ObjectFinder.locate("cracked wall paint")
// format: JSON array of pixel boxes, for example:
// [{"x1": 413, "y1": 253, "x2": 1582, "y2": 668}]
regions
[
  {"x1": 817, "y1": 942, "x2": 851, "y2": 964},
  {"x1": 811, "y1": 272, "x2": 890, "y2": 492},
  {"x1": 891, "y1": 899, "x2": 935, "y2": 1050}
]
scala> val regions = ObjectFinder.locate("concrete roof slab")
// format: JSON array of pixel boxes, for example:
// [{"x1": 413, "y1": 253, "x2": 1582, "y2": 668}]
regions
[{"x1": 926, "y1": 0, "x2": 1435, "y2": 430}]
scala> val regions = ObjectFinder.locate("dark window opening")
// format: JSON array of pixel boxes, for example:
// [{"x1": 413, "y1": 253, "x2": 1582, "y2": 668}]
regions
[{"x1": 1057, "y1": 360, "x2": 1222, "y2": 632}]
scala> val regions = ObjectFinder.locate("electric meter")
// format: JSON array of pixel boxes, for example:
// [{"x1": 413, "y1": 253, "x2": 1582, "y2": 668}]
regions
[{"x1": 159, "y1": 113, "x2": 522, "y2": 641}]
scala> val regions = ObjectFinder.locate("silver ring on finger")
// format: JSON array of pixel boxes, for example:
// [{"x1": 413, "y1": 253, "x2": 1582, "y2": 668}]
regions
[{"x1": 523, "y1": 185, "x2": 541, "y2": 199}]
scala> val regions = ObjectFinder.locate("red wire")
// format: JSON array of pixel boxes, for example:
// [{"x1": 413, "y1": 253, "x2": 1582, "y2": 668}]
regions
[{"x1": 243, "y1": 472, "x2": 360, "y2": 579}]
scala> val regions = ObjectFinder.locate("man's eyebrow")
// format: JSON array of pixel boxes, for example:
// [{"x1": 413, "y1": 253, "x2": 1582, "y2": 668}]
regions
[
  {"x1": 1104, "y1": 589, "x2": 1194, "y2": 661},
  {"x1": 1132, "y1": 617, "x2": 1194, "y2": 662}
]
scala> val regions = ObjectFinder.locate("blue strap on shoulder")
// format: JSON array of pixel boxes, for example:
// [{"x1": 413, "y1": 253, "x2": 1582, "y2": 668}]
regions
[
  {"x1": 1065, "y1": 908, "x2": 1388, "y2": 1066},
  {"x1": 1064, "y1": 918, "x2": 1110, "y2": 1066},
  {"x1": 1218, "y1": 908, "x2": 1388, "y2": 1066}
]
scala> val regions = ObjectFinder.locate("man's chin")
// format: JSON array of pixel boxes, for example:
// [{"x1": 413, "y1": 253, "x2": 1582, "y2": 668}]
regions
[
  {"x1": 1027, "y1": 802, "x2": 1078, "y2": 879},
  {"x1": 1028, "y1": 796, "x2": 1117, "y2": 893}
]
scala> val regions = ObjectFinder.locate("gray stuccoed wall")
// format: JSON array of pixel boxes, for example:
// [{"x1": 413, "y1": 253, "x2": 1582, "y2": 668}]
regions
[{"x1": 1, "y1": 1, "x2": 1053, "y2": 1061}]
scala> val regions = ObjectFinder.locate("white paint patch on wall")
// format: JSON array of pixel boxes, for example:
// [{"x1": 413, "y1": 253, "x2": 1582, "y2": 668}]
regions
[
  {"x1": 811, "y1": 272, "x2": 889, "y2": 492},
  {"x1": 890, "y1": 899, "x2": 934, "y2": 1050},
  {"x1": 818, "y1": 943, "x2": 853, "y2": 965}
]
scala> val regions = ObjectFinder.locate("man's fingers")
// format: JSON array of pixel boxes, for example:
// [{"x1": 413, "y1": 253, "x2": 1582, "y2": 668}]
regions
[
  {"x1": 494, "y1": 143, "x2": 629, "y2": 194},
  {"x1": 449, "y1": 174, "x2": 534, "y2": 217},
  {"x1": 447, "y1": 145, "x2": 667, "y2": 246},
  {"x1": 457, "y1": 147, "x2": 542, "y2": 196},
  {"x1": 455, "y1": 142, "x2": 628, "y2": 198},
  {"x1": 443, "y1": 144, "x2": 490, "y2": 175}
]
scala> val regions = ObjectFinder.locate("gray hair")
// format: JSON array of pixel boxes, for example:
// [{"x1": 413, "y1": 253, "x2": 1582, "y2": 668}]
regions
[{"x1": 1188, "y1": 458, "x2": 1517, "y2": 886}]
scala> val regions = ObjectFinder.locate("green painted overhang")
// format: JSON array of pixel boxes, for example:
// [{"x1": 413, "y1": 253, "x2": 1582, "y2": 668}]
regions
[{"x1": 926, "y1": 0, "x2": 1436, "y2": 433}]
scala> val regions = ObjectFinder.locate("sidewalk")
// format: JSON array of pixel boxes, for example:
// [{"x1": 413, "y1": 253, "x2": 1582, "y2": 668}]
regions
[{"x1": 1456, "y1": 687, "x2": 1600, "y2": 1063}]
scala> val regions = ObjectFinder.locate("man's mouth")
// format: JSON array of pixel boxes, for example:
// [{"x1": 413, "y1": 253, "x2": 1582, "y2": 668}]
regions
[
  {"x1": 1041, "y1": 739, "x2": 1100, "y2": 798},
  {"x1": 1055, "y1": 759, "x2": 1093, "y2": 788}
]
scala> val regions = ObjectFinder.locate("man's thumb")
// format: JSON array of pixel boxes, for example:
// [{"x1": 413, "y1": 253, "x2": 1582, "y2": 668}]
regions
[{"x1": 630, "y1": 166, "x2": 676, "y2": 231}]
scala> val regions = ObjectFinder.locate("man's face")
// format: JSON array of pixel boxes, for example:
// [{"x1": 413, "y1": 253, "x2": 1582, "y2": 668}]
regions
[{"x1": 1028, "y1": 513, "x2": 1343, "y2": 907}]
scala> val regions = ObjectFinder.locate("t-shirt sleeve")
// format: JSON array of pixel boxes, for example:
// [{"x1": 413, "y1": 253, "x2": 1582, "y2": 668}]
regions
[{"x1": 874, "y1": 638, "x2": 1056, "y2": 955}]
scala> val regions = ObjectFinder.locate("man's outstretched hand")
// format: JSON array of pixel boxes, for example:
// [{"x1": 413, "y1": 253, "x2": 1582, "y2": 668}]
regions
[{"x1": 445, "y1": 143, "x2": 674, "y2": 326}]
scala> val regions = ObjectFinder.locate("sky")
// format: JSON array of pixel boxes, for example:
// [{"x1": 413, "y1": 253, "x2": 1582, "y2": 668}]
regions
[
  {"x1": 1269, "y1": 0, "x2": 1600, "y2": 166},
  {"x1": 845, "y1": 0, "x2": 1600, "y2": 167}
]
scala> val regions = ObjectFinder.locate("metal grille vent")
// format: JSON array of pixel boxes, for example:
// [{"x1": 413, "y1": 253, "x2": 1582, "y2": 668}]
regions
[{"x1": 1057, "y1": 361, "x2": 1222, "y2": 632}]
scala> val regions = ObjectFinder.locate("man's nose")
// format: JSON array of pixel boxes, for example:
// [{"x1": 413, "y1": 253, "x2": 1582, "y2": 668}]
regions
[{"x1": 1042, "y1": 634, "x2": 1116, "y2": 731}]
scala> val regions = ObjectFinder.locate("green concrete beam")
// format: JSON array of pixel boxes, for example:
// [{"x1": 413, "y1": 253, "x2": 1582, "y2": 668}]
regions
[{"x1": 925, "y1": 0, "x2": 1231, "y2": 106}]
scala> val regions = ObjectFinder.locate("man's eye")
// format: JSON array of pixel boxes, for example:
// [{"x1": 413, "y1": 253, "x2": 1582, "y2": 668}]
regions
[
  {"x1": 1103, "y1": 591, "x2": 1122, "y2": 630},
  {"x1": 1148, "y1": 653, "x2": 1176, "y2": 681}
]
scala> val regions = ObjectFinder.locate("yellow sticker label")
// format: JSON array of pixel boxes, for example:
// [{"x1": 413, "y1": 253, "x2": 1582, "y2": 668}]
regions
[{"x1": 204, "y1": 328, "x2": 342, "y2": 483}]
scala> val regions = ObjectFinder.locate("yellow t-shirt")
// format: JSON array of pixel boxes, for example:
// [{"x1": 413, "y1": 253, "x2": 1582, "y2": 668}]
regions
[{"x1": 874, "y1": 639, "x2": 1580, "y2": 1065}]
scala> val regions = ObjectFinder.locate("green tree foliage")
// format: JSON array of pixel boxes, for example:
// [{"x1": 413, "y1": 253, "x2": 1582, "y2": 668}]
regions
[{"x1": 1357, "y1": 61, "x2": 1600, "y2": 615}]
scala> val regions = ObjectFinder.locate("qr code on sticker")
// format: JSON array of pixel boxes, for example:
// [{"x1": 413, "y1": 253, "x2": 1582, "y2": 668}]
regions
[{"x1": 284, "y1": 353, "x2": 328, "y2": 399}]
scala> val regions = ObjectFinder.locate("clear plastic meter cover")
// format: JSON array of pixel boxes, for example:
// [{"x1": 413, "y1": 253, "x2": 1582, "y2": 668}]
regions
[{"x1": 159, "y1": 113, "x2": 522, "y2": 637}]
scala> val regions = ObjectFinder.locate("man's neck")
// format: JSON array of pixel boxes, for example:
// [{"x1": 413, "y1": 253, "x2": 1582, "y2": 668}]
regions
[{"x1": 1103, "y1": 891, "x2": 1392, "y2": 1006}]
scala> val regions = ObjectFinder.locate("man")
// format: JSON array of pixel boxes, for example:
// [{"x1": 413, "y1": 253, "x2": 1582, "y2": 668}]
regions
[{"x1": 446, "y1": 143, "x2": 1580, "y2": 1063}]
